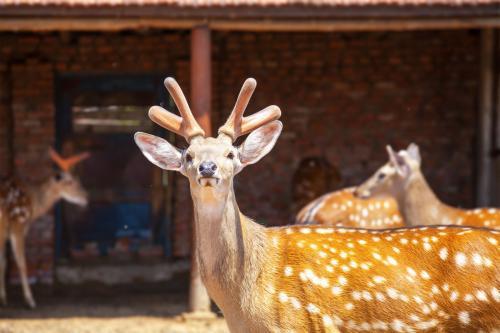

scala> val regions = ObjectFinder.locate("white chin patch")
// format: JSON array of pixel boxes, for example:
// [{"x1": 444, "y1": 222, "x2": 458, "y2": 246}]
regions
[
  {"x1": 65, "y1": 196, "x2": 88, "y2": 207},
  {"x1": 198, "y1": 178, "x2": 220, "y2": 187}
]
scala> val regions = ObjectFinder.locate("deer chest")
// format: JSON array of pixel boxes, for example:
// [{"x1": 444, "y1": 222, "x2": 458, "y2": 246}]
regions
[{"x1": 0, "y1": 179, "x2": 32, "y2": 225}]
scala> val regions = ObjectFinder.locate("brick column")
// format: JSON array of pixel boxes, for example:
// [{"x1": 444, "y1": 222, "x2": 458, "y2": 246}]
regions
[
  {"x1": 187, "y1": 25, "x2": 213, "y2": 316},
  {"x1": 10, "y1": 61, "x2": 55, "y2": 284}
]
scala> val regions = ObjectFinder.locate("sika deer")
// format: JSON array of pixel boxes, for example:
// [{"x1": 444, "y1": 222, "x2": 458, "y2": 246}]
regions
[
  {"x1": 0, "y1": 148, "x2": 88, "y2": 308},
  {"x1": 135, "y1": 77, "x2": 499, "y2": 332},
  {"x1": 296, "y1": 187, "x2": 403, "y2": 229},
  {"x1": 355, "y1": 143, "x2": 500, "y2": 229}
]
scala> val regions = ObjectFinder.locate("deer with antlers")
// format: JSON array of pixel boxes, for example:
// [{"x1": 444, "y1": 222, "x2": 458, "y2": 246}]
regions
[
  {"x1": 135, "y1": 77, "x2": 499, "y2": 332},
  {"x1": 354, "y1": 144, "x2": 500, "y2": 229},
  {"x1": 0, "y1": 148, "x2": 88, "y2": 308}
]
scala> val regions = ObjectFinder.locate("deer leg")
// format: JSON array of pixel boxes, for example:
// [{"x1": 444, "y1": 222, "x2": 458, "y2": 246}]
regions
[
  {"x1": 0, "y1": 220, "x2": 7, "y2": 306},
  {"x1": 10, "y1": 229, "x2": 36, "y2": 308}
]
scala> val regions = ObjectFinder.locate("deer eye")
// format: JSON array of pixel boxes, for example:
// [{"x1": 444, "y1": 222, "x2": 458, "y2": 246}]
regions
[
  {"x1": 185, "y1": 153, "x2": 193, "y2": 163},
  {"x1": 226, "y1": 152, "x2": 235, "y2": 160},
  {"x1": 378, "y1": 173, "x2": 386, "y2": 180}
]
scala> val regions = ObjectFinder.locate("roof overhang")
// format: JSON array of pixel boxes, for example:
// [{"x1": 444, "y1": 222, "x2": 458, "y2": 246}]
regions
[{"x1": 0, "y1": 4, "x2": 499, "y2": 31}]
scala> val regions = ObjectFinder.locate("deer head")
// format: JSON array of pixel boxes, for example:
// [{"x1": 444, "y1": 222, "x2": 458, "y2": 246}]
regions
[
  {"x1": 134, "y1": 77, "x2": 282, "y2": 203},
  {"x1": 49, "y1": 148, "x2": 89, "y2": 206},
  {"x1": 354, "y1": 143, "x2": 421, "y2": 199}
]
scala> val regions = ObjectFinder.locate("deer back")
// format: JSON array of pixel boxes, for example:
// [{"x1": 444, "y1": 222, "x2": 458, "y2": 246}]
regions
[
  {"x1": 296, "y1": 187, "x2": 402, "y2": 229},
  {"x1": 262, "y1": 225, "x2": 499, "y2": 332}
]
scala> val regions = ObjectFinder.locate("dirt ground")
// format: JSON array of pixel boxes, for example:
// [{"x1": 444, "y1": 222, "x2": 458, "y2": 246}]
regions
[{"x1": 0, "y1": 287, "x2": 229, "y2": 333}]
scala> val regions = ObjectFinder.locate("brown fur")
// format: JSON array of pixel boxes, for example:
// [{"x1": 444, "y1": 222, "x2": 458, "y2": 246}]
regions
[
  {"x1": 0, "y1": 173, "x2": 87, "y2": 308},
  {"x1": 355, "y1": 144, "x2": 500, "y2": 229},
  {"x1": 136, "y1": 79, "x2": 499, "y2": 332},
  {"x1": 296, "y1": 187, "x2": 403, "y2": 229}
]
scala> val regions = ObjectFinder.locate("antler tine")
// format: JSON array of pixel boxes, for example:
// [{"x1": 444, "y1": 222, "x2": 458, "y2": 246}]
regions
[
  {"x1": 218, "y1": 78, "x2": 281, "y2": 141},
  {"x1": 64, "y1": 152, "x2": 90, "y2": 170},
  {"x1": 49, "y1": 148, "x2": 89, "y2": 172},
  {"x1": 149, "y1": 77, "x2": 205, "y2": 142},
  {"x1": 218, "y1": 78, "x2": 256, "y2": 141},
  {"x1": 49, "y1": 147, "x2": 67, "y2": 171}
]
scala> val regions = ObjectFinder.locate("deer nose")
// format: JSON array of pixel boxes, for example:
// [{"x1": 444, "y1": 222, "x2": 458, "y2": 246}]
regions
[{"x1": 199, "y1": 161, "x2": 217, "y2": 177}]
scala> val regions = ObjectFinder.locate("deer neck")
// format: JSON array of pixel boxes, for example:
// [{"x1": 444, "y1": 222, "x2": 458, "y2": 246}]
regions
[
  {"x1": 28, "y1": 179, "x2": 62, "y2": 221},
  {"x1": 190, "y1": 180, "x2": 267, "y2": 313},
  {"x1": 397, "y1": 170, "x2": 453, "y2": 226}
]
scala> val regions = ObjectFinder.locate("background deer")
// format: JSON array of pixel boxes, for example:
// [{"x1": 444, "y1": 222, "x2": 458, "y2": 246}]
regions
[
  {"x1": 296, "y1": 187, "x2": 403, "y2": 229},
  {"x1": 355, "y1": 143, "x2": 500, "y2": 229},
  {"x1": 135, "y1": 77, "x2": 499, "y2": 332},
  {"x1": 0, "y1": 148, "x2": 88, "y2": 308}
]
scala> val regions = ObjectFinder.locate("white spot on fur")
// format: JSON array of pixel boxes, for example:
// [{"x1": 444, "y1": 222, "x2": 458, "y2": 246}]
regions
[
  {"x1": 290, "y1": 297, "x2": 301, "y2": 309},
  {"x1": 458, "y1": 311, "x2": 470, "y2": 325},
  {"x1": 491, "y1": 287, "x2": 500, "y2": 302},
  {"x1": 476, "y1": 290, "x2": 488, "y2": 302},
  {"x1": 332, "y1": 286, "x2": 342, "y2": 296},
  {"x1": 439, "y1": 248, "x2": 448, "y2": 260},
  {"x1": 455, "y1": 252, "x2": 467, "y2": 266},
  {"x1": 306, "y1": 303, "x2": 319, "y2": 314},
  {"x1": 323, "y1": 315, "x2": 333, "y2": 326},
  {"x1": 278, "y1": 292, "x2": 288, "y2": 303}
]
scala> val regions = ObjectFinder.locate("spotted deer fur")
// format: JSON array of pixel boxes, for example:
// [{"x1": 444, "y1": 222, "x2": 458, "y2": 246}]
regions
[
  {"x1": 355, "y1": 144, "x2": 500, "y2": 229},
  {"x1": 296, "y1": 187, "x2": 403, "y2": 229},
  {"x1": 136, "y1": 78, "x2": 499, "y2": 332},
  {"x1": 0, "y1": 149, "x2": 88, "y2": 308}
]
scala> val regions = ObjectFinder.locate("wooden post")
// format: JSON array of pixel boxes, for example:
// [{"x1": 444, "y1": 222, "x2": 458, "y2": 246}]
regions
[
  {"x1": 187, "y1": 24, "x2": 213, "y2": 316},
  {"x1": 477, "y1": 28, "x2": 495, "y2": 206},
  {"x1": 494, "y1": 30, "x2": 500, "y2": 205}
]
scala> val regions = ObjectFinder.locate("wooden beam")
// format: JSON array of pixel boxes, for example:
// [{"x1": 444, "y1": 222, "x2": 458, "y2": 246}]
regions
[
  {"x1": 188, "y1": 24, "x2": 213, "y2": 316},
  {"x1": 0, "y1": 17, "x2": 499, "y2": 32},
  {"x1": 477, "y1": 28, "x2": 495, "y2": 206}
]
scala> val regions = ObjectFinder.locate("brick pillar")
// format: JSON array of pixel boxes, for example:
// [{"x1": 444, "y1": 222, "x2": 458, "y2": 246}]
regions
[
  {"x1": 187, "y1": 25, "x2": 213, "y2": 316},
  {"x1": 0, "y1": 64, "x2": 12, "y2": 177},
  {"x1": 10, "y1": 61, "x2": 55, "y2": 284}
]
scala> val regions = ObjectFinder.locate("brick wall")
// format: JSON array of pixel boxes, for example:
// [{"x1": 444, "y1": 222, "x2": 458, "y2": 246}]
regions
[
  {"x1": 212, "y1": 31, "x2": 479, "y2": 226},
  {"x1": 0, "y1": 29, "x2": 480, "y2": 283},
  {"x1": 0, "y1": 63, "x2": 10, "y2": 178}
]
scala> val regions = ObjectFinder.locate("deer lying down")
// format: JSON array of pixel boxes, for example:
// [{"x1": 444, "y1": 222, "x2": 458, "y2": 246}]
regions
[
  {"x1": 0, "y1": 149, "x2": 88, "y2": 308},
  {"x1": 135, "y1": 77, "x2": 499, "y2": 332},
  {"x1": 354, "y1": 144, "x2": 500, "y2": 229},
  {"x1": 296, "y1": 187, "x2": 403, "y2": 229}
]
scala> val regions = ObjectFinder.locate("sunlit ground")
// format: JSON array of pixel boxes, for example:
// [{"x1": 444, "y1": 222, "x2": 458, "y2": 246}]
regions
[{"x1": 0, "y1": 285, "x2": 228, "y2": 333}]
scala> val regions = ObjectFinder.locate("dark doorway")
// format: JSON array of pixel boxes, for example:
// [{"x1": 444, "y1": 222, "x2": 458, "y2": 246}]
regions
[{"x1": 55, "y1": 74, "x2": 174, "y2": 266}]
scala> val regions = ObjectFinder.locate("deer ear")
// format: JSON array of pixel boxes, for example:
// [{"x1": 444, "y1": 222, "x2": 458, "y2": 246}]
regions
[
  {"x1": 134, "y1": 132, "x2": 182, "y2": 171},
  {"x1": 407, "y1": 143, "x2": 421, "y2": 164},
  {"x1": 238, "y1": 121, "x2": 282, "y2": 167},
  {"x1": 386, "y1": 145, "x2": 409, "y2": 177}
]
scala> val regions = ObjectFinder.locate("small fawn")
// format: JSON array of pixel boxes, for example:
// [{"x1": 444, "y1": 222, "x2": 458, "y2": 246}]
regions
[
  {"x1": 296, "y1": 187, "x2": 402, "y2": 229},
  {"x1": 135, "y1": 77, "x2": 499, "y2": 332},
  {"x1": 0, "y1": 148, "x2": 88, "y2": 308},
  {"x1": 355, "y1": 144, "x2": 499, "y2": 229}
]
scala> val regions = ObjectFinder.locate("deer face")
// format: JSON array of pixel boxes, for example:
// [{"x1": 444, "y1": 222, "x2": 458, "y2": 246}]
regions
[
  {"x1": 354, "y1": 143, "x2": 421, "y2": 199},
  {"x1": 135, "y1": 121, "x2": 282, "y2": 197},
  {"x1": 54, "y1": 172, "x2": 88, "y2": 206},
  {"x1": 134, "y1": 77, "x2": 282, "y2": 200},
  {"x1": 49, "y1": 148, "x2": 90, "y2": 207}
]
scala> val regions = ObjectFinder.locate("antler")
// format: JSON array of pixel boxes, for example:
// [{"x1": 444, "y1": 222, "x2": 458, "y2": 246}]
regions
[
  {"x1": 148, "y1": 77, "x2": 205, "y2": 142},
  {"x1": 218, "y1": 78, "x2": 281, "y2": 142},
  {"x1": 49, "y1": 148, "x2": 90, "y2": 172}
]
